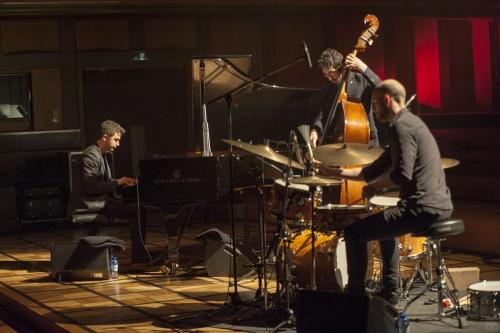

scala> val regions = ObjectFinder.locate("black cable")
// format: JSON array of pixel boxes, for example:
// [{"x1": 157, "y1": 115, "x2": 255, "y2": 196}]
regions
[{"x1": 135, "y1": 176, "x2": 153, "y2": 266}]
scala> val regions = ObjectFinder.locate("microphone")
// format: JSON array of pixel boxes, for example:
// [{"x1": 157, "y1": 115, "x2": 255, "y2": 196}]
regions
[
  {"x1": 302, "y1": 41, "x2": 313, "y2": 68},
  {"x1": 292, "y1": 131, "x2": 305, "y2": 167},
  {"x1": 404, "y1": 94, "x2": 417, "y2": 108}
]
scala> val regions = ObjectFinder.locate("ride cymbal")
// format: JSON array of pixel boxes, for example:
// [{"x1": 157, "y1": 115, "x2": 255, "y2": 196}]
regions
[
  {"x1": 313, "y1": 143, "x2": 383, "y2": 166},
  {"x1": 223, "y1": 139, "x2": 304, "y2": 170}
]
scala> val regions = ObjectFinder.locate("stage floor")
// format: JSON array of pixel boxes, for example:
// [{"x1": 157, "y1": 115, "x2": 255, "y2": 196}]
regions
[{"x1": 0, "y1": 202, "x2": 499, "y2": 332}]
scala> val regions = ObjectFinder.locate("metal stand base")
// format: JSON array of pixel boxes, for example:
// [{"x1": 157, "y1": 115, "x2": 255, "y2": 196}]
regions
[{"x1": 407, "y1": 238, "x2": 467, "y2": 329}]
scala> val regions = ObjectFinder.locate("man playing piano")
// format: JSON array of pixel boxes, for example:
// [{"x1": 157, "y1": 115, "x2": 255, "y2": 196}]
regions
[{"x1": 69, "y1": 120, "x2": 151, "y2": 263}]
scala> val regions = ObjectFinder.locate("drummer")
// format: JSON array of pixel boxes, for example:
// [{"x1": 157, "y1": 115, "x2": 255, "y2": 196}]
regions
[{"x1": 317, "y1": 79, "x2": 453, "y2": 306}]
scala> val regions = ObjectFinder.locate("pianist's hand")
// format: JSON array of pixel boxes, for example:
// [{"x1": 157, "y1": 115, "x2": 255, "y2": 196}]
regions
[
  {"x1": 309, "y1": 129, "x2": 319, "y2": 148},
  {"x1": 117, "y1": 176, "x2": 137, "y2": 187}
]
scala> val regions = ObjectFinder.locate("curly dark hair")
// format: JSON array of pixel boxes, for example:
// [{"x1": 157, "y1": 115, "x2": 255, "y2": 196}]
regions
[{"x1": 318, "y1": 48, "x2": 344, "y2": 70}]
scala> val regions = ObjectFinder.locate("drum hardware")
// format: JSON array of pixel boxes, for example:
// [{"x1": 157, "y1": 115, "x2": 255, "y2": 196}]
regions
[
  {"x1": 267, "y1": 130, "x2": 306, "y2": 333},
  {"x1": 289, "y1": 175, "x2": 354, "y2": 291},
  {"x1": 270, "y1": 178, "x2": 313, "y2": 229},
  {"x1": 403, "y1": 219, "x2": 467, "y2": 328},
  {"x1": 467, "y1": 281, "x2": 500, "y2": 320}
]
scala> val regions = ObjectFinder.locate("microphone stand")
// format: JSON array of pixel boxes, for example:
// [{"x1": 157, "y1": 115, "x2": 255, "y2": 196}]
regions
[
  {"x1": 208, "y1": 53, "x2": 311, "y2": 315},
  {"x1": 269, "y1": 131, "x2": 298, "y2": 333}
]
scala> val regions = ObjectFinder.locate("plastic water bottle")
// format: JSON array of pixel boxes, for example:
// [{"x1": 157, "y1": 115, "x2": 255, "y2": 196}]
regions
[
  {"x1": 110, "y1": 256, "x2": 119, "y2": 279},
  {"x1": 397, "y1": 312, "x2": 409, "y2": 333}
]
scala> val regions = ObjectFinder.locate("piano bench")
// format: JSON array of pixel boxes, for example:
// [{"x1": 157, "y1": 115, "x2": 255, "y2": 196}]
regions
[{"x1": 71, "y1": 211, "x2": 109, "y2": 236}]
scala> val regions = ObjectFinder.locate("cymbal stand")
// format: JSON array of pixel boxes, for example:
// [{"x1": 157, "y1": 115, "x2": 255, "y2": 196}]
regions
[
  {"x1": 309, "y1": 185, "x2": 318, "y2": 291},
  {"x1": 269, "y1": 131, "x2": 297, "y2": 333},
  {"x1": 205, "y1": 96, "x2": 242, "y2": 320},
  {"x1": 251, "y1": 156, "x2": 269, "y2": 308}
]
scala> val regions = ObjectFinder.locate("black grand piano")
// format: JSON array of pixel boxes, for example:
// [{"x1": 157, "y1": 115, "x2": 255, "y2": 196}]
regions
[{"x1": 124, "y1": 55, "x2": 317, "y2": 205}]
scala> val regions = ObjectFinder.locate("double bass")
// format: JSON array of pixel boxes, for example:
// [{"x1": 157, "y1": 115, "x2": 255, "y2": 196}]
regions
[{"x1": 319, "y1": 15, "x2": 380, "y2": 205}]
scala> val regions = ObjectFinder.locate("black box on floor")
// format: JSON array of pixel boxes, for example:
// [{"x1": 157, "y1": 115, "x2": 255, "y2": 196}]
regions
[
  {"x1": 296, "y1": 290, "x2": 401, "y2": 333},
  {"x1": 50, "y1": 242, "x2": 111, "y2": 281}
]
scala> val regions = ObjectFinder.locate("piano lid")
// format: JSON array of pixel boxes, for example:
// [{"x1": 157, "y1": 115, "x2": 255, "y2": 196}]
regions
[{"x1": 192, "y1": 55, "x2": 252, "y2": 106}]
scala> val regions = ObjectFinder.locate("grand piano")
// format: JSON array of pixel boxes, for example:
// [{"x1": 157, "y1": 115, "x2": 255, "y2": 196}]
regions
[{"x1": 126, "y1": 56, "x2": 317, "y2": 204}]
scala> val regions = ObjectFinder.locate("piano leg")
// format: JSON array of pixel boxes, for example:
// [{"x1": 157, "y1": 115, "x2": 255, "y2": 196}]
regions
[{"x1": 162, "y1": 203, "x2": 199, "y2": 275}]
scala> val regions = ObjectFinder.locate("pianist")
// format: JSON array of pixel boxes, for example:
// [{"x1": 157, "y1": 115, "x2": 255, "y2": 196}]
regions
[{"x1": 68, "y1": 120, "x2": 151, "y2": 263}]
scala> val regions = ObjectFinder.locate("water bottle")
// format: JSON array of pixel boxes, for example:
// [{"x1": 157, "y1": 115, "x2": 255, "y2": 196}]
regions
[
  {"x1": 397, "y1": 312, "x2": 409, "y2": 333},
  {"x1": 110, "y1": 256, "x2": 119, "y2": 279}
]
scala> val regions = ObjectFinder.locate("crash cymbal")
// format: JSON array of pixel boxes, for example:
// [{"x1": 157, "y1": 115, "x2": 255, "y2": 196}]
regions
[
  {"x1": 290, "y1": 175, "x2": 342, "y2": 186},
  {"x1": 223, "y1": 139, "x2": 304, "y2": 170},
  {"x1": 313, "y1": 143, "x2": 384, "y2": 166},
  {"x1": 441, "y1": 158, "x2": 460, "y2": 169}
]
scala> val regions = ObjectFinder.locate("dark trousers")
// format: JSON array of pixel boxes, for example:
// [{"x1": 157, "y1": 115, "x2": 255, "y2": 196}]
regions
[
  {"x1": 103, "y1": 200, "x2": 147, "y2": 259},
  {"x1": 344, "y1": 204, "x2": 452, "y2": 294}
]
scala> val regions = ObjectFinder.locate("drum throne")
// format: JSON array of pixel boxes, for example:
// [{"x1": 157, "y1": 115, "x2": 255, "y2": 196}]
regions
[{"x1": 409, "y1": 218, "x2": 467, "y2": 328}]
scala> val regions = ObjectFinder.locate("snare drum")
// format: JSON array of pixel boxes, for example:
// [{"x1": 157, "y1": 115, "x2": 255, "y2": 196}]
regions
[
  {"x1": 468, "y1": 281, "x2": 500, "y2": 320},
  {"x1": 369, "y1": 195, "x2": 400, "y2": 208},
  {"x1": 315, "y1": 204, "x2": 371, "y2": 231}
]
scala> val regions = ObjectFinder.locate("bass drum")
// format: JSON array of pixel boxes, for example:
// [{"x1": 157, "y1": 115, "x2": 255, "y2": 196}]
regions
[{"x1": 287, "y1": 229, "x2": 374, "y2": 292}]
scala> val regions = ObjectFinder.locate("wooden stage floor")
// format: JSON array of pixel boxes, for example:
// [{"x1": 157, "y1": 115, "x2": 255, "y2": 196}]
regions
[{"x1": 0, "y1": 201, "x2": 500, "y2": 332}]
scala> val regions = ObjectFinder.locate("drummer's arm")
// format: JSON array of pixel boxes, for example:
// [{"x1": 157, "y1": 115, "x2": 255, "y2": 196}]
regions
[
  {"x1": 318, "y1": 165, "x2": 364, "y2": 181},
  {"x1": 363, "y1": 174, "x2": 398, "y2": 198}
]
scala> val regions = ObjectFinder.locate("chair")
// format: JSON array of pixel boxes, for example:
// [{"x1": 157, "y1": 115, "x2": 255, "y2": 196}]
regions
[{"x1": 411, "y1": 218, "x2": 466, "y2": 328}]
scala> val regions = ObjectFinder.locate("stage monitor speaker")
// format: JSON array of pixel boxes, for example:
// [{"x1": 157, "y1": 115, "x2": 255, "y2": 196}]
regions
[
  {"x1": 51, "y1": 241, "x2": 111, "y2": 281},
  {"x1": 196, "y1": 228, "x2": 259, "y2": 278},
  {"x1": 296, "y1": 290, "x2": 401, "y2": 333}
]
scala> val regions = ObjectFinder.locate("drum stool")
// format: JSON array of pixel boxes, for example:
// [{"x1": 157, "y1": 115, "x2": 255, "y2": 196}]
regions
[{"x1": 411, "y1": 218, "x2": 466, "y2": 328}]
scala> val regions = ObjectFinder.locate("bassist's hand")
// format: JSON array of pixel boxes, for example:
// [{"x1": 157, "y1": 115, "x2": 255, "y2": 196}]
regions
[{"x1": 345, "y1": 53, "x2": 368, "y2": 73}]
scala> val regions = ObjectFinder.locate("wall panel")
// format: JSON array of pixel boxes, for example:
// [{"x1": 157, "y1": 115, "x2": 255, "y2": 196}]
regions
[
  {"x1": 1, "y1": 19, "x2": 59, "y2": 54},
  {"x1": 75, "y1": 19, "x2": 129, "y2": 51},
  {"x1": 31, "y1": 68, "x2": 63, "y2": 131},
  {"x1": 144, "y1": 17, "x2": 198, "y2": 50}
]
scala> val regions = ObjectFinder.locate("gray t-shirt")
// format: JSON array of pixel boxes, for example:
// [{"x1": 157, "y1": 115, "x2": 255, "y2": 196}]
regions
[{"x1": 362, "y1": 108, "x2": 453, "y2": 212}]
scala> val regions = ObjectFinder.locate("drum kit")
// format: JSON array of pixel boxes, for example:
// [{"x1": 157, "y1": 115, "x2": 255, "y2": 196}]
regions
[{"x1": 223, "y1": 137, "x2": 462, "y2": 316}]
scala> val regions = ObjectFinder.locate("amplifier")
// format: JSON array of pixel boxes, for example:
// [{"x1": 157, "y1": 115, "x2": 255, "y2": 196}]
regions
[{"x1": 50, "y1": 242, "x2": 111, "y2": 281}]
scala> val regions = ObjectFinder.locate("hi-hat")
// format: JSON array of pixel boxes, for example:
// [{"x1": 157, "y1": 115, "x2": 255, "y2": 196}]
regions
[
  {"x1": 313, "y1": 143, "x2": 383, "y2": 166},
  {"x1": 290, "y1": 175, "x2": 342, "y2": 186},
  {"x1": 441, "y1": 158, "x2": 460, "y2": 169},
  {"x1": 223, "y1": 139, "x2": 304, "y2": 170}
]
